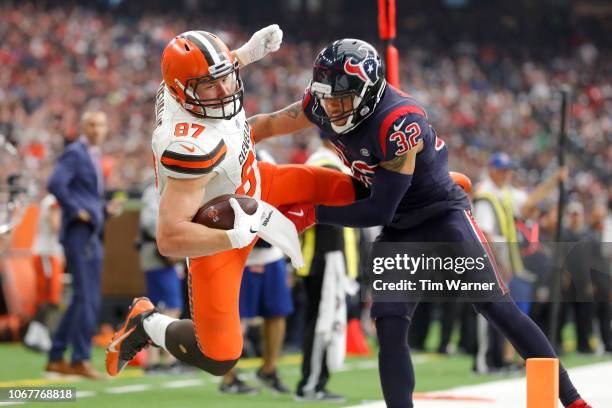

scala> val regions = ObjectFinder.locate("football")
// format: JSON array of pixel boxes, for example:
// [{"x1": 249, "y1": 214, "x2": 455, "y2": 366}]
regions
[{"x1": 191, "y1": 194, "x2": 258, "y2": 230}]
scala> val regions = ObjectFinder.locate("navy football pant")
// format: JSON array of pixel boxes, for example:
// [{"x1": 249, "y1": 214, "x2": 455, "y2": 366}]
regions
[{"x1": 372, "y1": 210, "x2": 581, "y2": 408}]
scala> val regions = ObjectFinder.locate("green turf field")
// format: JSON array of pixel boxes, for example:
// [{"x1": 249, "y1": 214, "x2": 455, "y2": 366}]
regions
[{"x1": 0, "y1": 333, "x2": 609, "y2": 408}]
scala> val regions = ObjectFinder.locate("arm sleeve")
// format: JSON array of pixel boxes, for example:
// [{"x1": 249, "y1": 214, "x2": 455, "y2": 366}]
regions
[
  {"x1": 316, "y1": 167, "x2": 412, "y2": 227},
  {"x1": 160, "y1": 138, "x2": 226, "y2": 179},
  {"x1": 47, "y1": 149, "x2": 81, "y2": 221}
]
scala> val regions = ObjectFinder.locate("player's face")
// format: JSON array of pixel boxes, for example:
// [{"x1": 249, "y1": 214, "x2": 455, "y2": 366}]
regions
[
  {"x1": 194, "y1": 73, "x2": 238, "y2": 105},
  {"x1": 321, "y1": 95, "x2": 354, "y2": 126}
]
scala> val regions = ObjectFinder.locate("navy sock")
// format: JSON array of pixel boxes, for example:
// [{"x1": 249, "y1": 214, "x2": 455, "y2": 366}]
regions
[
  {"x1": 376, "y1": 316, "x2": 414, "y2": 408},
  {"x1": 475, "y1": 299, "x2": 581, "y2": 407}
]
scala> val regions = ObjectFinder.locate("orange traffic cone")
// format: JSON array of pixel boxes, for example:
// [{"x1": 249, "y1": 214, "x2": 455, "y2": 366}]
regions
[{"x1": 346, "y1": 318, "x2": 370, "y2": 355}]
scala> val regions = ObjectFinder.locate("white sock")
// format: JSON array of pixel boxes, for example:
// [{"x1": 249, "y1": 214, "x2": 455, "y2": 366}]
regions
[
  {"x1": 24, "y1": 321, "x2": 41, "y2": 345},
  {"x1": 143, "y1": 313, "x2": 177, "y2": 350},
  {"x1": 25, "y1": 321, "x2": 47, "y2": 348}
]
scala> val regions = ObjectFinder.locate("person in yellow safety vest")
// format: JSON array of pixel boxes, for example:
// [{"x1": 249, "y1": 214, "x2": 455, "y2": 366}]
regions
[
  {"x1": 472, "y1": 152, "x2": 567, "y2": 374},
  {"x1": 294, "y1": 139, "x2": 359, "y2": 403},
  {"x1": 474, "y1": 153, "x2": 568, "y2": 305}
]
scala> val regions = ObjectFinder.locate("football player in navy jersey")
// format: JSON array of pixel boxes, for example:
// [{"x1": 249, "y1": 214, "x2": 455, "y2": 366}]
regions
[{"x1": 248, "y1": 39, "x2": 591, "y2": 408}]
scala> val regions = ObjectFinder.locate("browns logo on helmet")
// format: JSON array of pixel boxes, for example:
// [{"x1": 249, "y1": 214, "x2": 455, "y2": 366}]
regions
[{"x1": 161, "y1": 31, "x2": 243, "y2": 119}]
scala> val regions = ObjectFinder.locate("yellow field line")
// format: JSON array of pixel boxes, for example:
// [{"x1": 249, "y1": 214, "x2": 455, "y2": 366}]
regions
[
  {"x1": 236, "y1": 353, "x2": 303, "y2": 368},
  {"x1": 0, "y1": 353, "x2": 310, "y2": 387},
  {"x1": 0, "y1": 369, "x2": 143, "y2": 387},
  {"x1": 0, "y1": 377, "x2": 77, "y2": 387}
]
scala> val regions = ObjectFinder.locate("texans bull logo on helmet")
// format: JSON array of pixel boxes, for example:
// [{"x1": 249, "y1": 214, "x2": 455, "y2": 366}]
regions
[{"x1": 343, "y1": 57, "x2": 379, "y2": 85}]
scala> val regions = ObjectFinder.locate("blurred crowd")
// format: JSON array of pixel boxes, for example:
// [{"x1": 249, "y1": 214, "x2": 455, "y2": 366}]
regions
[{"x1": 0, "y1": 2, "x2": 610, "y2": 206}]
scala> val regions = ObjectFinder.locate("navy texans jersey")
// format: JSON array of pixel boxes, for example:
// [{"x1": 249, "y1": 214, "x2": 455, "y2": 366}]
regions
[{"x1": 303, "y1": 85, "x2": 470, "y2": 228}]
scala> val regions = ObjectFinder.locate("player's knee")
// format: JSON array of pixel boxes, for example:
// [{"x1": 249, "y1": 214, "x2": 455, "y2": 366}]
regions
[
  {"x1": 194, "y1": 330, "x2": 240, "y2": 375},
  {"x1": 199, "y1": 356, "x2": 238, "y2": 376},
  {"x1": 376, "y1": 316, "x2": 411, "y2": 347},
  {"x1": 472, "y1": 297, "x2": 512, "y2": 316}
]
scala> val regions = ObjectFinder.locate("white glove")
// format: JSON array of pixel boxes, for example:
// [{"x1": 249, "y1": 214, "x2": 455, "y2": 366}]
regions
[
  {"x1": 225, "y1": 198, "x2": 263, "y2": 249},
  {"x1": 234, "y1": 24, "x2": 283, "y2": 67},
  {"x1": 256, "y1": 200, "x2": 304, "y2": 269}
]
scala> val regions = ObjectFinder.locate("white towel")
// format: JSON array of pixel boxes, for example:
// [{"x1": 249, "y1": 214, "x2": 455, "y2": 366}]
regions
[{"x1": 316, "y1": 251, "x2": 348, "y2": 371}]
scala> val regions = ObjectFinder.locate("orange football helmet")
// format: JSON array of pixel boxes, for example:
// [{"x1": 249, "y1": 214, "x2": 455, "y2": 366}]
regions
[
  {"x1": 161, "y1": 31, "x2": 243, "y2": 119},
  {"x1": 449, "y1": 171, "x2": 473, "y2": 194}
]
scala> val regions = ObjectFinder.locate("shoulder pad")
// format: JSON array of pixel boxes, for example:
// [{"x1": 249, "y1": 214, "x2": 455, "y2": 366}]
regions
[{"x1": 160, "y1": 138, "x2": 226, "y2": 178}]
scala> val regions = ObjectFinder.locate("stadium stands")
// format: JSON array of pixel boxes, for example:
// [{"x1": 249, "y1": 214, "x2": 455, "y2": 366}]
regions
[{"x1": 0, "y1": 2, "x2": 608, "y2": 206}]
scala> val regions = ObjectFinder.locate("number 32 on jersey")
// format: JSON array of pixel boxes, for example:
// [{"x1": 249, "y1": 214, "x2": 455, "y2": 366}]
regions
[{"x1": 389, "y1": 122, "x2": 421, "y2": 156}]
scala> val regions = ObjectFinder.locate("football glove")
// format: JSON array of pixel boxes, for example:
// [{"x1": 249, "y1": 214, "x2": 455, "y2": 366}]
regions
[
  {"x1": 226, "y1": 198, "x2": 263, "y2": 248},
  {"x1": 279, "y1": 203, "x2": 316, "y2": 234},
  {"x1": 234, "y1": 24, "x2": 283, "y2": 67}
]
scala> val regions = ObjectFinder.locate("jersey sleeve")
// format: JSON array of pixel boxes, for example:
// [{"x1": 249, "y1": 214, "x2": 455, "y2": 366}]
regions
[
  {"x1": 377, "y1": 109, "x2": 430, "y2": 162},
  {"x1": 159, "y1": 138, "x2": 227, "y2": 179}
]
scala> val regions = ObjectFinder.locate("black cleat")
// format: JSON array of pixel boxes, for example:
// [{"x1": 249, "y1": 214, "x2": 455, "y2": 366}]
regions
[
  {"x1": 219, "y1": 376, "x2": 259, "y2": 395},
  {"x1": 256, "y1": 368, "x2": 289, "y2": 394},
  {"x1": 295, "y1": 389, "x2": 346, "y2": 403}
]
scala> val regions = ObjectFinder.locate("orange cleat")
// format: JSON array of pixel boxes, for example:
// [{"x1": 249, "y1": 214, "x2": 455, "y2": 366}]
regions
[{"x1": 105, "y1": 297, "x2": 156, "y2": 376}]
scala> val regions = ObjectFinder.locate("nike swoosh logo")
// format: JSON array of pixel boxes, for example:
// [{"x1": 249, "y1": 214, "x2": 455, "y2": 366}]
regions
[
  {"x1": 288, "y1": 210, "x2": 304, "y2": 217},
  {"x1": 249, "y1": 227, "x2": 259, "y2": 233},
  {"x1": 393, "y1": 117, "x2": 407, "y2": 132},
  {"x1": 108, "y1": 327, "x2": 136, "y2": 353},
  {"x1": 180, "y1": 144, "x2": 195, "y2": 153}
]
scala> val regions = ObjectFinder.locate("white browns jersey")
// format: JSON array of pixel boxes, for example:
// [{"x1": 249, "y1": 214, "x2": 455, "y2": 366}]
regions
[{"x1": 151, "y1": 84, "x2": 260, "y2": 203}]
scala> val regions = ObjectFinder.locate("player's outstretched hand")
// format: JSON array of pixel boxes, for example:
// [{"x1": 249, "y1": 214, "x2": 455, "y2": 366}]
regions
[
  {"x1": 226, "y1": 198, "x2": 263, "y2": 248},
  {"x1": 279, "y1": 203, "x2": 316, "y2": 234},
  {"x1": 234, "y1": 24, "x2": 283, "y2": 67}
]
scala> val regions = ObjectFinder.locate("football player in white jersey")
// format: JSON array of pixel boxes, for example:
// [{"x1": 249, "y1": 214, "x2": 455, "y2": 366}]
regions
[{"x1": 107, "y1": 26, "x2": 362, "y2": 377}]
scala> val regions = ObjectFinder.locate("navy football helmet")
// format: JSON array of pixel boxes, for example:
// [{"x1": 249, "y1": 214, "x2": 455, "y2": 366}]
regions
[{"x1": 309, "y1": 39, "x2": 386, "y2": 134}]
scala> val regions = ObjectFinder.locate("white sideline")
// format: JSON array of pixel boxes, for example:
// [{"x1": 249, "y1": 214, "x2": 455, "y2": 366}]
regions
[
  {"x1": 344, "y1": 361, "x2": 612, "y2": 408},
  {"x1": 163, "y1": 379, "x2": 206, "y2": 389},
  {"x1": 106, "y1": 384, "x2": 153, "y2": 394}
]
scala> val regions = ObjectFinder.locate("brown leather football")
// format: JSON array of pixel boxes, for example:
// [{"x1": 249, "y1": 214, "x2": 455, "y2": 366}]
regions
[{"x1": 191, "y1": 194, "x2": 258, "y2": 230}]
